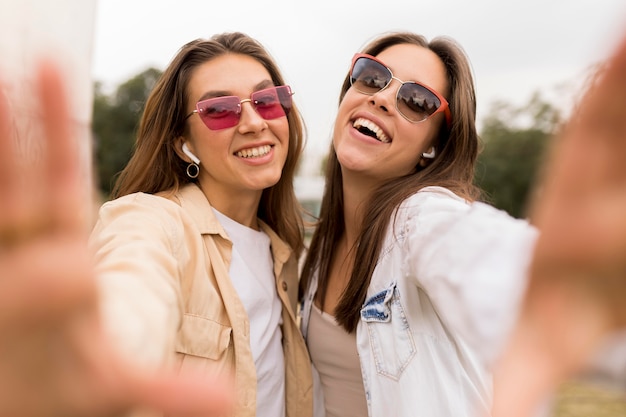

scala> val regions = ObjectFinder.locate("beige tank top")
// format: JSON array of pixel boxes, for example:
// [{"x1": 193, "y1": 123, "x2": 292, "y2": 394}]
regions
[{"x1": 307, "y1": 303, "x2": 368, "y2": 417}]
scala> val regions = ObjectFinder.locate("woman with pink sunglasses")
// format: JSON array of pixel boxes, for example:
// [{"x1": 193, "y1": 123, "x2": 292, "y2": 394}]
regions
[
  {"x1": 299, "y1": 31, "x2": 626, "y2": 417},
  {"x1": 0, "y1": 32, "x2": 313, "y2": 417}
]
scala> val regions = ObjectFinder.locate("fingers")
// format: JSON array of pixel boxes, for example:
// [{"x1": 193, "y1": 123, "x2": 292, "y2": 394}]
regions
[
  {"x1": 0, "y1": 59, "x2": 94, "y2": 319},
  {"x1": 0, "y1": 59, "x2": 87, "y2": 254},
  {"x1": 0, "y1": 61, "x2": 235, "y2": 417},
  {"x1": 0, "y1": 78, "x2": 21, "y2": 231},
  {"x1": 529, "y1": 31, "x2": 626, "y2": 270},
  {"x1": 36, "y1": 60, "x2": 86, "y2": 236}
]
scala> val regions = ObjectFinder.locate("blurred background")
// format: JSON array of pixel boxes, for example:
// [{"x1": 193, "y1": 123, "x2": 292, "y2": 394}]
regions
[{"x1": 1, "y1": 0, "x2": 625, "y2": 415}]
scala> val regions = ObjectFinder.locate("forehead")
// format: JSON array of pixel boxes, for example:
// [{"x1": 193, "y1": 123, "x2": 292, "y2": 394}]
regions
[
  {"x1": 376, "y1": 43, "x2": 449, "y2": 96},
  {"x1": 187, "y1": 53, "x2": 274, "y2": 101}
]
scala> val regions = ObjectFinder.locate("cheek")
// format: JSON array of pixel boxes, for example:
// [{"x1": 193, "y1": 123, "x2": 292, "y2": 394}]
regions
[
  {"x1": 332, "y1": 94, "x2": 358, "y2": 137},
  {"x1": 274, "y1": 119, "x2": 291, "y2": 159},
  {"x1": 272, "y1": 118, "x2": 289, "y2": 147}
]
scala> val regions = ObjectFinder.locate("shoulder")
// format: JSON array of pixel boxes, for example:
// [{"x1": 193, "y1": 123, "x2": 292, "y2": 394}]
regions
[
  {"x1": 99, "y1": 192, "x2": 182, "y2": 214},
  {"x1": 394, "y1": 186, "x2": 535, "y2": 241},
  {"x1": 396, "y1": 186, "x2": 471, "y2": 223},
  {"x1": 92, "y1": 192, "x2": 187, "y2": 242},
  {"x1": 95, "y1": 191, "x2": 189, "y2": 225}
]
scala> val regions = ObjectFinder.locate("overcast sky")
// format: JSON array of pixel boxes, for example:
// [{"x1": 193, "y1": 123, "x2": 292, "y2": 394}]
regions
[{"x1": 92, "y1": 0, "x2": 626, "y2": 160}]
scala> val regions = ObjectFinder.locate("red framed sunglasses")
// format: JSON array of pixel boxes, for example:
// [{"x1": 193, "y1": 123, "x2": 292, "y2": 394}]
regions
[
  {"x1": 185, "y1": 85, "x2": 294, "y2": 130},
  {"x1": 350, "y1": 54, "x2": 452, "y2": 126}
]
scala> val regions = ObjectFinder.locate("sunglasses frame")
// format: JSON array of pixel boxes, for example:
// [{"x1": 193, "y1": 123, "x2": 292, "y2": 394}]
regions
[
  {"x1": 185, "y1": 85, "x2": 294, "y2": 130},
  {"x1": 350, "y1": 54, "x2": 452, "y2": 126}
]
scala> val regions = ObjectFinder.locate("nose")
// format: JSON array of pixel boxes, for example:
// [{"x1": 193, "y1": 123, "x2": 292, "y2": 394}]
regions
[
  {"x1": 237, "y1": 100, "x2": 266, "y2": 133},
  {"x1": 370, "y1": 77, "x2": 401, "y2": 113}
]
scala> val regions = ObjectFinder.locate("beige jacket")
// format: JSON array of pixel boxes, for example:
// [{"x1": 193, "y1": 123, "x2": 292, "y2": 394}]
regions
[{"x1": 90, "y1": 183, "x2": 313, "y2": 417}]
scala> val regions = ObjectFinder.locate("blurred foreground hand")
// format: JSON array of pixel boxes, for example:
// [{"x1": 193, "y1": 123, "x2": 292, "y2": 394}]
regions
[
  {"x1": 493, "y1": 31, "x2": 626, "y2": 417},
  {"x1": 0, "y1": 61, "x2": 234, "y2": 417}
]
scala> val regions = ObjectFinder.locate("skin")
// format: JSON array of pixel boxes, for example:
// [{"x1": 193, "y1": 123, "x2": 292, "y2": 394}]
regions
[
  {"x1": 2, "y1": 32, "x2": 625, "y2": 417},
  {"x1": 0, "y1": 62, "x2": 234, "y2": 417},
  {"x1": 493, "y1": 33, "x2": 626, "y2": 417},
  {"x1": 321, "y1": 43, "x2": 449, "y2": 313},
  {"x1": 333, "y1": 44, "x2": 447, "y2": 192},
  {"x1": 175, "y1": 53, "x2": 290, "y2": 230}
]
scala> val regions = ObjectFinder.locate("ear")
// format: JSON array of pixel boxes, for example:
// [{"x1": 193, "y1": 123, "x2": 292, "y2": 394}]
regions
[
  {"x1": 419, "y1": 146, "x2": 436, "y2": 167},
  {"x1": 174, "y1": 137, "x2": 200, "y2": 164}
]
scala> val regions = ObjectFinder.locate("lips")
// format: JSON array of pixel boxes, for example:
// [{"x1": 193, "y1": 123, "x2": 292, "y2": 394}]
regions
[
  {"x1": 235, "y1": 144, "x2": 272, "y2": 158},
  {"x1": 352, "y1": 117, "x2": 390, "y2": 143}
]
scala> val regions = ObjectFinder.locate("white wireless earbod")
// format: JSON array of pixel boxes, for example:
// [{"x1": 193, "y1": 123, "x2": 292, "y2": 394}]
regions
[
  {"x1": 422, "y1": 147, "x2": 436, "y2": 159},
  {"x1": 182, "y1": 142, "x2": 201, "y2": 164}
]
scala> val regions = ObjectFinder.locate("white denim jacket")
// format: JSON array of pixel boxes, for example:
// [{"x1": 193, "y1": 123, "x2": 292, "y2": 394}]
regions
[{"x1": 301, "y1": 186, "x2": 538, "y2": 417}]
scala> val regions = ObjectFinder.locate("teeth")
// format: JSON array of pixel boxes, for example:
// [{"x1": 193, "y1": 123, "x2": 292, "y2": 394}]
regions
[
  {"x1": 353, "y1": 118, "x2": 390, "y2": 143},
  {"x1": 236, "y1": 145, "x2": 272, "y2": 158}
]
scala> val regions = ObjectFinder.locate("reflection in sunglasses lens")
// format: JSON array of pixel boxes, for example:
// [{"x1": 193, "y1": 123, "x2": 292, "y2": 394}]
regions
[
  {"x1": 351, "y1": 56, "x2": 443, "y2": 123},
  {"x1": 397, "y1": 83, "x2": 441, "y2": 122}
]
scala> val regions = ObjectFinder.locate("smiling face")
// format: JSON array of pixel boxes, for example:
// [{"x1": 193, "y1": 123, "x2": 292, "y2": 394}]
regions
[
  {"x1": 333, "y1": 43, "x2": 449, "y2": 185},
  {"x1": 179, "y1": 53, "x2": 290, "y2": 210}
]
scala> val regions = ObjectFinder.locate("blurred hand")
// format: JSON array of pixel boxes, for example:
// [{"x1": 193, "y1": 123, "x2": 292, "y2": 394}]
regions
[
  {"x1": 493, "y1": 33, "x2": 626, "y2": 417},
  {"x1": 0, "y1": 61, "x2": 233, "y2": 417}
]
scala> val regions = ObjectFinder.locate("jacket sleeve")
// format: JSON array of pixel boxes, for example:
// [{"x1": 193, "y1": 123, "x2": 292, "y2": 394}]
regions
[
  {"x1": 403, "y1": 188, "x2": 538, "y2": 366},
  {"x1": 89, "y1": 193, "x2": 184, "y2": 370}
]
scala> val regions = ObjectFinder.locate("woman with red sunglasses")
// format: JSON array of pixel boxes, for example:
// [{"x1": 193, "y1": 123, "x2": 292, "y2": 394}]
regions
[
  {"x1": 0, "y1": 32, "x2": 313, "y2": 417},
  {"x1": 299, "y1": 31, "x2": 626, "y2": 417}
]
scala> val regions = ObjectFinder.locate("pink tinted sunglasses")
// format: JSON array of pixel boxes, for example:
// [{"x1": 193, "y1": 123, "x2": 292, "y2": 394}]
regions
[{"x1": 185, "y1": 85, "x2": 294, "y2": 130}]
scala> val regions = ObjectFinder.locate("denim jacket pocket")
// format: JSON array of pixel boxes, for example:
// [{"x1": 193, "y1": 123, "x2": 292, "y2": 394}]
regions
[
  {"x1": 360, "y1": 283, "x2": 416, "y2": 380},
  {"x1": 175, "y1": 314, "x2": 232, "y2": 360}
]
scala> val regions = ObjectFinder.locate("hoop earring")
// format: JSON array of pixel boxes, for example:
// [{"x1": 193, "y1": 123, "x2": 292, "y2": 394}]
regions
[
  {"x1": 186, "y1": 162, "x2": 199, "y2": 179},
  {"x1": 182, "y1": 142, "x2": 200, "y2": 179}
]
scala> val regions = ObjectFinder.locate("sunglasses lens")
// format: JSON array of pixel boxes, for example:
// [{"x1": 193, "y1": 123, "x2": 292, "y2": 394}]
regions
[
  {"x1": 196, "y1": 96, "x2": 241, "y2": 130},
  {"x1": 350, "y1": 57, "x2": 391, "y2": 93},
  {"x1": 397, "y1": 83, "x2": 442, "y2": 122},
  {"x1": 252, "y1": 86, "x2": 292, "y2": 120},
  {"x1": 193, "y1": 86, "x2": 293, "y2": 130}
]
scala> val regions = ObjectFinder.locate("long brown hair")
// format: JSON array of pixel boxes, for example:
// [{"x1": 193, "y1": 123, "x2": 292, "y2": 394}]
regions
[
  {"x1": 300, "y1": 32, "x2": 482, "y2": 332},
  {"x1": 111, "y1": 32, "x2": 306, "y2": 255}
]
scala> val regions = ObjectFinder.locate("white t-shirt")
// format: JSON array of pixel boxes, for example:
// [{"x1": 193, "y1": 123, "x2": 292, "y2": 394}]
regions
[{"x1": 213, "y1": 209, "x2": 285, "y2": 417}]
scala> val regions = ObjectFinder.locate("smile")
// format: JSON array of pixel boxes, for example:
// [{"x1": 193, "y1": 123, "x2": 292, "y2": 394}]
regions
[
  {"x1": 235, "y1": 144, "x2": 272, "y2": 158},
  {"x1": 353, "y1": 118, "x2": 390, "y2": 143}
]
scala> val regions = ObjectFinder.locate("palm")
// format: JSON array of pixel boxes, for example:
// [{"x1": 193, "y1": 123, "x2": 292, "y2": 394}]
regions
[
  {"x1": 493, "y1": 34, "x2": 626, "y2": 417},
  {"x1": 0, "y1": 62, "x2": 232, "y2": 417}
]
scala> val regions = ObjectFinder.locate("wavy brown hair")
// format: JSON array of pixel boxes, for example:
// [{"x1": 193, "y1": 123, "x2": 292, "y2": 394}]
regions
[
  {"x1": 111, "y1": 32, "x2": 306, "y2": 255},
  {"x1": 300, "y1": 32, "x2": 483, "y2": 332}
]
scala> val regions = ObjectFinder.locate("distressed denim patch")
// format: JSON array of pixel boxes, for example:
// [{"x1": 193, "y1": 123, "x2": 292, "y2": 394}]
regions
[
  {"x1": 361, "y1": 286, "x2": 394, "y2": 322},
  {"x1": 360, "y1": 283, "x2": 416, "y2": 379}
]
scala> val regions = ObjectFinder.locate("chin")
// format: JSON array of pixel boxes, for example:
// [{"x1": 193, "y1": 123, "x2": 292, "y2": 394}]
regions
[{"x1": 252, "y1": 173, "x2": 283, "y2": 191}]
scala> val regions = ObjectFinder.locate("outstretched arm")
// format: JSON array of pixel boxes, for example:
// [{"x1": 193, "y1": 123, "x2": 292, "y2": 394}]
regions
[
  {"x1": 0, "y1": 61, "x2": 233, "y2": 417},
  {"x1": 493, "y1": 33, "x2": 626, "y2": 417}
]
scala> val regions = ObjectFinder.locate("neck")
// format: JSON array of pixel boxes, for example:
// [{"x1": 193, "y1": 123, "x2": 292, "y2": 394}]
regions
[
  {"x1": 340, "y1": 168, "x2": 382, "y2": 246},
  {"x1": 199, "y1": 183, "x2": 262, "y2": 230}
]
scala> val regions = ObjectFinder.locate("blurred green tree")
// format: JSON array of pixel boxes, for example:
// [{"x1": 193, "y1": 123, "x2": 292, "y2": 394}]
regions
[
  {"x1": 92, "y1": 68, "x2": 162, "y2": 197},
  {"x1": 475, "y1": 92, "x2": 562, "y2": 218}
]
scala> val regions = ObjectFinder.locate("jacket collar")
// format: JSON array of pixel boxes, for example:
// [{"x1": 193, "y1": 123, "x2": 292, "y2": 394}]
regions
[
  {"x1": 176, "y1": 183, "x2": 228, "y2": 238},
  {"x1": 175, "y1": 183, "x2": 293, "y2": 264}
]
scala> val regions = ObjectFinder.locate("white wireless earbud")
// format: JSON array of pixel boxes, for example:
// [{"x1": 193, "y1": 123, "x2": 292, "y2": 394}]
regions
[
  {"x1": 422, "y1": 147, "x2": 436, "y2": 159},
  {"x1": 182, "y1": 142, "x2": 201, "y2": 164}
]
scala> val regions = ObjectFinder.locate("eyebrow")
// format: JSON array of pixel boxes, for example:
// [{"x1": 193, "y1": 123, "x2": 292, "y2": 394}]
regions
[{"x1": 196, "y1": 80, "x2": 275, "y2": 102}]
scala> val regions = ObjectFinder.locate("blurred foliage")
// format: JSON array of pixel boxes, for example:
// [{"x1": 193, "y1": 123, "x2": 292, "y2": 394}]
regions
[
  {"x1": 92, "y1": 67, "x2": 162, "y2": 197},
  {"x1": 474, "y1": 92, "x2": 563, "y2": 218}
]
